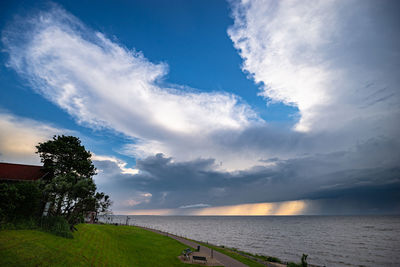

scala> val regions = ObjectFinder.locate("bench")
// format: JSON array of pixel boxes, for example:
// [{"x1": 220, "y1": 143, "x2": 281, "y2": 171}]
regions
[{"x1": 192, "y1": 255, "x2": 207, "y2": 264}]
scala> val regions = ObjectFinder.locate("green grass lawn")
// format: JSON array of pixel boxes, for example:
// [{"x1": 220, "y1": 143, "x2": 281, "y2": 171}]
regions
[{"x1": 0, "y1": 224, "x2": 200, "y2": 267}]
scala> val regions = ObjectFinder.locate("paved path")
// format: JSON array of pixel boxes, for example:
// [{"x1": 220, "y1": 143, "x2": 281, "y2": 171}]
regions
[{"x1": 137, "y1": 226, "x2": 247, "y2": 267}]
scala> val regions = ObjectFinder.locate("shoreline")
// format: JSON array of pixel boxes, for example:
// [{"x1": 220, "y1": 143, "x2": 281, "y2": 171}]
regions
[
  {"x1": 99, "y1": 214, "x2": 400, "y2": 266},
  {"x1": 99, "y1": 219, "x2": 324, "y2": 267}
]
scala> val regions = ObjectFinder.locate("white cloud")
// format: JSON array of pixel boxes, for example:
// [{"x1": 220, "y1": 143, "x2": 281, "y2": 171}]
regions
[
  {"x1": 123, "y1": 192, "x2": 152, "y2": 207},
  {"x1": 228, "y1": 0, "x2": 400, "y2": 133},
  {"x1": 92, "y1": 154, "x2": 139, "y2": 175},
  {"x1": 2, "y1": 2, "x2": 399, "y2": 178},
  {"x1": 2, "y1": 5, "x2": 264, "y2": 170},
  {"x1": 0, "y1": 112, "x2": 66, "y2": 164}
]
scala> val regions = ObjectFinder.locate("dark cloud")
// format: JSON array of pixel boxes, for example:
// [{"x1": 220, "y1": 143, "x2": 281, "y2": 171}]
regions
[{"x1": 94, "y1": 137, "x2": 400, "y2": 214}]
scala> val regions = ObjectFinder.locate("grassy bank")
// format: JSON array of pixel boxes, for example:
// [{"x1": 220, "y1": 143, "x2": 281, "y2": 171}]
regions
[
  {"x1": 0, "y1": 224, "x2": 200, "y2": 266},
  {"x1": 199, "y1": 242, "x2": 266, "y2": 267},
  {"x1": 190, "y1": 239, "x2": 278, "y2": 267}
]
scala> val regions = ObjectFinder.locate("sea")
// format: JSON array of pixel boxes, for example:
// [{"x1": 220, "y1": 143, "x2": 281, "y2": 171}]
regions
[{"x1": 98, "y1": 215, "x2": 400, "y2": 267}]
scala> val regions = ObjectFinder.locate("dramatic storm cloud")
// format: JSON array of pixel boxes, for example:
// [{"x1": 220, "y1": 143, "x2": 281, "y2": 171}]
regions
[
  {"x1": 1, "y1": 1, "x2": 399, "y2": 214},
  {"x1": 94, "y1": 141, "x2": 400, "y2": 214}
]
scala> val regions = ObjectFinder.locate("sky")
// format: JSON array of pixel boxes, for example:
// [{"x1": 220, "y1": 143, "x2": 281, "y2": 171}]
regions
[{"x1": 0, "y1": 0, "x2": 399, "y2": 215}]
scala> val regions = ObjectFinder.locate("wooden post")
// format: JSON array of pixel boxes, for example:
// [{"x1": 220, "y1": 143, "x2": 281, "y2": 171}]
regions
[{"x1": 211, "y1": 249, "x2": 213, "y2": 258}]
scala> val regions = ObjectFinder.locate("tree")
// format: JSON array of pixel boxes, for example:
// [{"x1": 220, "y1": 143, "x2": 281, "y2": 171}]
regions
[{"x1": 36, "y1": 135, "x2": 111, "y2": 227}]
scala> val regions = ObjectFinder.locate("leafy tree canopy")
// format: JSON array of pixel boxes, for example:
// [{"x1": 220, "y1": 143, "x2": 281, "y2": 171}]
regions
[{"x1": 36, "y1": 135, "x2": 111, "y2": 226}]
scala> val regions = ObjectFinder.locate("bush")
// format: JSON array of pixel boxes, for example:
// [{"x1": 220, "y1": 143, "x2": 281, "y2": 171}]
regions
[
  {"x1": 13, "y1": 217, "x2": 39, "y2": 230},
  {"x1": 266, "y1": 256, "x2": 282, "y2": 263},
  {"x1": 0, "y1": 181, "x2": 42, "y2": 223},
  {"x1": 40, "y1": 216, "x2": 73, "y2": 239},
  {"x1": 287, "y1": 254, "x2": 308, "y2": 267},
  {"x1": 287, "y1": 262, "x2": 301, "y2": 267}
]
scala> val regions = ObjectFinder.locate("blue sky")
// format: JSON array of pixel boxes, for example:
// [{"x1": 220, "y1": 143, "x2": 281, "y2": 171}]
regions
[
  {"x1": 0, "y1": 0, "x2": 297, "y2": 164},
  {"x1": 0, "y1": 0, "x2": 297, "y2": 122},
  {"x1": 1, "y1": 0, "x2": 399, "y2": 215}
]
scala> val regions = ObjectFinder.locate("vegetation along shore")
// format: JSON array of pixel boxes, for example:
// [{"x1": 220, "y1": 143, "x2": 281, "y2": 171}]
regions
[{"x1": 1, "y1": 223, "x2": 318, "y2": 267}]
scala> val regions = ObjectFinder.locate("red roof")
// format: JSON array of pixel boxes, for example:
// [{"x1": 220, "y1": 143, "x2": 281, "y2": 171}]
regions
[{"x1": 0, "y1": 162, "x2": 47, "y2": 181}]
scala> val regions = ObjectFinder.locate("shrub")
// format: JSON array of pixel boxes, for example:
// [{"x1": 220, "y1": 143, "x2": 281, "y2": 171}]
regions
[
  {"x1": 0, "y1": 181, "x2": 42, "y2": 223},
  {"x1": 287, "y1": 254, "x2": 308, "y2": 267},
  {"x1": 40, "y1": 216, "x2": 73, "y2": 238},
  {"x1": 266, "y1": 256, "x2": 282, "y2": 263},
  {"x1": 13, "y1": 217, "x2": 39, "y2": 230}
]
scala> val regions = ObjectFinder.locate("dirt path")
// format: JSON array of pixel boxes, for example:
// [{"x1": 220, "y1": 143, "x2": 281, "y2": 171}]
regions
[{"x1": 137, "y1": 226, "x2": 247, "y2": 267}]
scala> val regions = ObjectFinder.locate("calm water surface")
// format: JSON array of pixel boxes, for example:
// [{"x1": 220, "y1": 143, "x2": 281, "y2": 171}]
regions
[{"x1": 99, "y1": 215, "x2": 400, "y2": 266}]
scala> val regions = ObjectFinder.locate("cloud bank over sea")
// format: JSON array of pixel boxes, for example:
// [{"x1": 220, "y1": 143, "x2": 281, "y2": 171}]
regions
[{"x1": 1, "y1": 1, "x2": 399, "y2": 214}]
